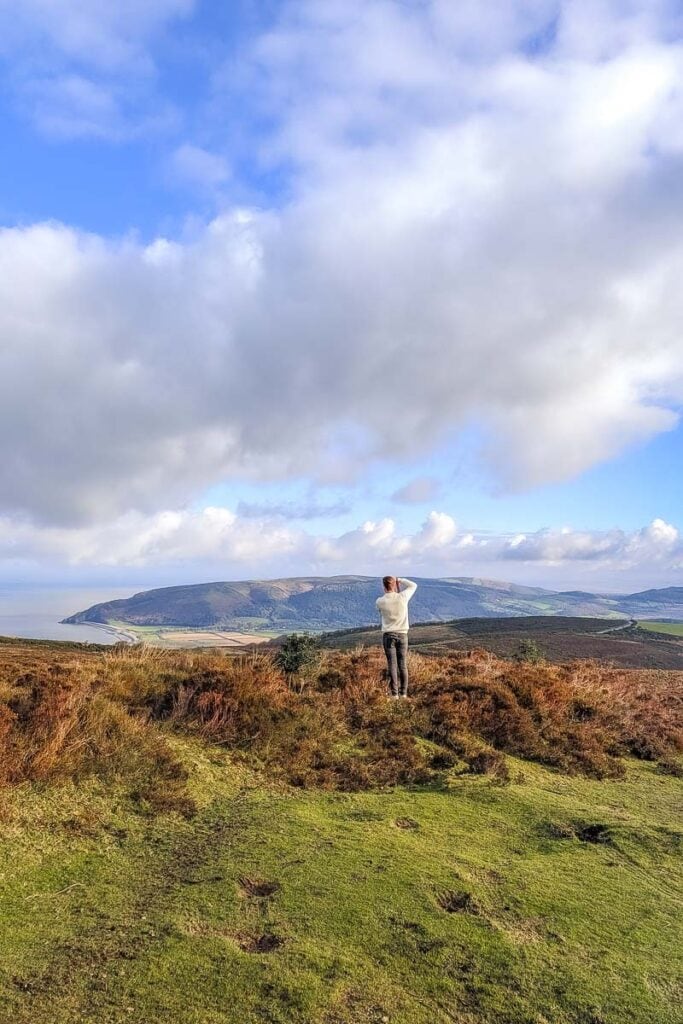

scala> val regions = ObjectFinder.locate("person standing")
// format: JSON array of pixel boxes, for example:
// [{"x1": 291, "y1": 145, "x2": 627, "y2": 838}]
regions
[{"x1": 376, "y1": 576, "x2": 417, "y2": 698}]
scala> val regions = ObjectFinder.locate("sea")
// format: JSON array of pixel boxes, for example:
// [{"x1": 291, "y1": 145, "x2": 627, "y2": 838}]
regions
[{"x1": 0, "y1": 587, "x2": 142, "y2": 644}]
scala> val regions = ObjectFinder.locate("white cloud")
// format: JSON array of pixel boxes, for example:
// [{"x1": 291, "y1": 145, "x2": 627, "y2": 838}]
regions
[
  {"x1": 414, "y1": 511, "x2": 458, "y2": 551},
  {"x1": 1, "y1": 507, "x2": 679, "y2": 590},
  {"x1": 1, "y1": 1, "x2": 683, "y2": 542},
  {"x1": 170, "y1": 144, "x2": 231, "y2": 189},
  {"x1": 0, "y1": 0, "x2": 194, "y2": 69},
  {"x1": 501, "y1": 517, "x2": 683, "y2": 568}
]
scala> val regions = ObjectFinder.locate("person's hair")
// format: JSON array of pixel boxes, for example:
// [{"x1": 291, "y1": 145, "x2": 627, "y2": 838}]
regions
[{"x1": 382, "y1": 575, "x2": 395, "y2": 591}]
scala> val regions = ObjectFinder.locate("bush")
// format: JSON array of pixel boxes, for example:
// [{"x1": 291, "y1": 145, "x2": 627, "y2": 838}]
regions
[
  {"x1": 275, "y1": 633, "x2": 320, "y2": 680},
  {"x1": 514, "y1": 638, "x2": 544, "y2": 664}
]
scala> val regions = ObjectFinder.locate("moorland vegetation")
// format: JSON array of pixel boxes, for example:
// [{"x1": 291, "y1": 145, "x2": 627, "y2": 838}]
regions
[{"x1": 2, "y1": 640, "x2": 681, "y2": 808}]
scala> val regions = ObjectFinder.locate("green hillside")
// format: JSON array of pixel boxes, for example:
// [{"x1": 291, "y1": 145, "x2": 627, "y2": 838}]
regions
[{"x1": 62, "y1": 576, "x2": 683, "y2": 633}]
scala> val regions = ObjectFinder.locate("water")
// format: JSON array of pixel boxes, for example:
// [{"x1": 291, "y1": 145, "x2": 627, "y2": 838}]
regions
[{"x1": 0, "y1": 587, "x2": 145, "y2": 644}]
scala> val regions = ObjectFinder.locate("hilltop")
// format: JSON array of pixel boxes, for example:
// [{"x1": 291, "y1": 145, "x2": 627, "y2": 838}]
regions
[
  {"x1": 0, "y1": 638, "x2": 681, "y2": 1023},
  {"x1": 62, "y1": 576, "x2": 683, "y2": 632}
]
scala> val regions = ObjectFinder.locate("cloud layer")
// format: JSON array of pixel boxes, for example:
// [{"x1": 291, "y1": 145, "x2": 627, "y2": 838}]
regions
[
  {"x1": 1, "y1": 507, "x2": 680, "y2": 590},
  {"x1": 0, "y1": 1, "x2": 682, "y2": 589}
]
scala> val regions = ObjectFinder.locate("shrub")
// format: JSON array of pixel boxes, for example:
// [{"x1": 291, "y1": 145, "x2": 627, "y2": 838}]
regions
[
  {"x1": 0, "y1": 657, "x2": 193, "y2": 814},
  {"x1": 514, "y1": 638, "x2": 544, "y2": 664},
  {"x1": 275, "y1": 633, "x2": 320, "y2": 685},
  {"x1": 656, "y1": 757, "x2": 683, "y2": 778}
]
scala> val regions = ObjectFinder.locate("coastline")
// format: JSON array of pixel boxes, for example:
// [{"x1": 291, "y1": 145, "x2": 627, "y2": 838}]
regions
[{"x1": 64, "y1": 621, "x2": 140, "y2": 645}]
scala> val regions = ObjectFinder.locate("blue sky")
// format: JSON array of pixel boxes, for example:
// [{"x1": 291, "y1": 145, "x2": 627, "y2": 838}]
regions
[{"x1": 0, "y1": 0, "x2": 682, "y2": 592}]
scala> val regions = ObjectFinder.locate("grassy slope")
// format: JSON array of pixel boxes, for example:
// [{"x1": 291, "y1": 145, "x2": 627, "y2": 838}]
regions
[
  {"x1": 639, "y1": 621, "x2": 683, "y2": 637},
  {"x1": 1, "y1": 737, "x2": 681, "y2": 1024}
]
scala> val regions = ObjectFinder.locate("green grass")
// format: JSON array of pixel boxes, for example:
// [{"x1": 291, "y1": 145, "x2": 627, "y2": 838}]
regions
[
  {"x1": 1, "y1": 739, "x2": 681, "y2": 1024},
  {"x1": 639, "y1": 621, "x2": 683, "y2": 637}
]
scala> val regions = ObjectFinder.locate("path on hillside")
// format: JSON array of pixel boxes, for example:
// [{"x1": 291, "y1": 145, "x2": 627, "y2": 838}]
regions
[{"x1": 594, "y1": 619, "x2": 637, "y2": 635}]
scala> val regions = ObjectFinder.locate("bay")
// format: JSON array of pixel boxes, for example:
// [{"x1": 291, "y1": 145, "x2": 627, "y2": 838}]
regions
[{"x1": 0, "y1": 587, "x2": 146, "y2": 644}]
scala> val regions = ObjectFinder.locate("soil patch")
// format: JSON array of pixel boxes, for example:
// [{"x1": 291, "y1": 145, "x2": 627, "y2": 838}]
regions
[
  {"x1": 576, "y1": 824, "x2": 612, "y2": 844},
  {"x1": 238, "y1": 875, "x2": 281, "y2": 898},
  {"x1": 436, "y1": 889, "x2": 480, "y2": 914},
  {"x1": 235, "y1": 931, "x2": 284, "y2": 953}
]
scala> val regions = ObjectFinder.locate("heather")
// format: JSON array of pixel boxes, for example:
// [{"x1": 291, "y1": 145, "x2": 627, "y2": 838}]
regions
[{"x1": 1, "y1": 643, "x2": 681, "y2": 807}]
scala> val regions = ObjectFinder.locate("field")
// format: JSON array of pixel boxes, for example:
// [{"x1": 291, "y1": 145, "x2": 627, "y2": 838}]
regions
[
  {"x1": 108, "y1": 622, "x2": 275, "y2": 648},
  {"x1": 320, "y1": 616, "x2": 683, "y2": 669},
  {"x1": 0, "y1": 639, "x2": 681, "y2": 1023},
  {"x1": 59, "y1": 614, "x2": 683, "y2": 667},
  {"x1": 639, "y1": 621, "x2": 683, "y2": 637}
]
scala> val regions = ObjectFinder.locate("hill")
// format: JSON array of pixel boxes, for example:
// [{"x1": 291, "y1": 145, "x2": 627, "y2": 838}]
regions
[
  {"x1": 318, "y1": 616, "x2": 683, "y2": 669},
  {"x1": 62, "y1": 576, "x2": 683, "y2": 632},
  {"x1": 0, "y1": 639, "x2": 681, "y2": 1023}
]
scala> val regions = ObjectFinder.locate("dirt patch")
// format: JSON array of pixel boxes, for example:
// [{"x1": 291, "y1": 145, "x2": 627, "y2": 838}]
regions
[
  {"x1": 576, "y1": 824, "x2": 612, "y2": 844},
  {"x1": 238, "y1": 875, "x2": 281, "y2": 898},
  {"x1": 235, "y1": 931, "x2": 284, "y2": 953},
  {"x1": 394, "y1": 817, "x2": 419, "y2": 830},
  {"x1": 389, "y1": 916, "x2": 444, "y2": 954},
  {"x1": 436, "y1": 889, "x2": 480, "y2": 914}
]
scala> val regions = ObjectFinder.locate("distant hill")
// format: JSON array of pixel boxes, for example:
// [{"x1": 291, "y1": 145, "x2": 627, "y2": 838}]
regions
[{"x1": 62, "y1": 577, "x2": 683, "y2": 632}]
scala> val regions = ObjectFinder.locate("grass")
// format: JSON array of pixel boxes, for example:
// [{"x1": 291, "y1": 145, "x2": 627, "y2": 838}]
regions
[
  {"x1": 0, "y1": 640, "x2": 681, "y2": 1022},
  {"x1": 0, "y1": 748, "x2": 681, "y2": 1023},
  {"x1": 639, "y1": 621, "x2": 683, "y2": 637}
]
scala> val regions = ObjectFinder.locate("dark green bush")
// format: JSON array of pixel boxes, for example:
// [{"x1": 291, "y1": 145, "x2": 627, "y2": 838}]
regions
[{"x1": 275, "y1": 633, "x2": 320, "y2": 676}]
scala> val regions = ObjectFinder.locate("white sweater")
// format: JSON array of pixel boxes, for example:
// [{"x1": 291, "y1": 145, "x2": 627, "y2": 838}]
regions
[{"x1": 375, "y1": 578, "x2": 417, "y2": 633}]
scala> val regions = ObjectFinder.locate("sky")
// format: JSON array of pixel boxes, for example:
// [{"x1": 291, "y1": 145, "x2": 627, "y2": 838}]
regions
[{"x1": 1, "y1": 0, "x2": 682, "y2": 595}]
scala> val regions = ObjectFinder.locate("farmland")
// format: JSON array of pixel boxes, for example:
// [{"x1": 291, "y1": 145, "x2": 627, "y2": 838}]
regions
[{"x1": 638, "y1": 620, "x2": 683, "y2": 637}]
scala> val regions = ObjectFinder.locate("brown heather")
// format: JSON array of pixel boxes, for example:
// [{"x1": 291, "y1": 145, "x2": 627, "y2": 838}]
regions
[{"x1": 0, "y1": 641, "x2": 681, "y2": 808}]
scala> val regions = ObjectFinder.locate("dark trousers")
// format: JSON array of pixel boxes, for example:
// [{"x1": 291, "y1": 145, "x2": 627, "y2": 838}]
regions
[{"x1": 382, "y1": 631, "x2": 409, "y2": 696}]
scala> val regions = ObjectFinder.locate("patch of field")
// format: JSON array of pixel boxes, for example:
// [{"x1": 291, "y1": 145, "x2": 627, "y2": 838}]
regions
[
  {"x1": 639, "y1": 620, "x2": 683, "y2": 637},
  {"x1": 148, "y1": 629, "x2": 270, "y2": 648},
  {"x1": 109, "y1": 622, "x2": 274, "y2": 648}
]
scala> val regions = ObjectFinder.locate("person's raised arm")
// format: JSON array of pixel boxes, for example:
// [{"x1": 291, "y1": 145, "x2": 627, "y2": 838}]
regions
[{"x1": 397, "y1": 578, "x2": 417, "y2": 601}]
